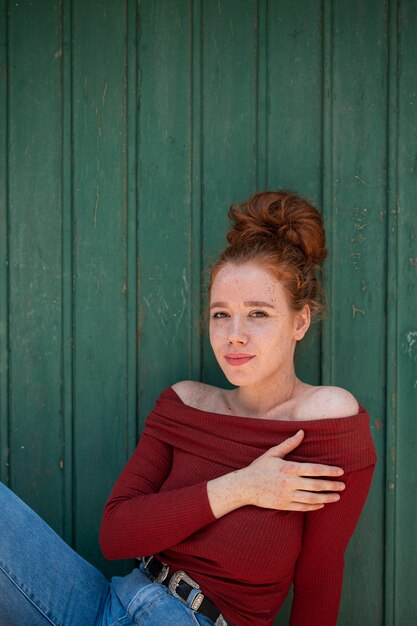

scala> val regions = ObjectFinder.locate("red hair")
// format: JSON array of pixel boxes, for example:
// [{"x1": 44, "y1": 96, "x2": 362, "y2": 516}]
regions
[{"x1": 209, "y1": 191, "x2": 327, "y2": 319}]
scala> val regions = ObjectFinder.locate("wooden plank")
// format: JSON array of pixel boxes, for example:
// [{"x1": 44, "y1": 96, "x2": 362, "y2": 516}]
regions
[
  {"x1": 0, "y1": 0, "x2": 9, "y2": 485},
  {"x1": 394, "y1": 0, "x2": 417, "y2": 622},
  {"x1": 256, "y1": 0, "x2": 267, "y2": 192},
  {"x1": 137, "y1": 0, "x2": 193, "y2": 420},
  {"x1": 7, "y1": 0, "x2": 64, "y2": 533},
  {"x1": 324, "y1": 1, "x2": 387, "y2": 623},
  {"x1": 201, "y1": 0, "x2": 258, "y2": 386},
  {"x1": 72, "y1": 0, "x2": 129, "y2": 576},
  {"x1": 61, "y1": 0, "x2": 74, "y2": 549},
  {"x1": 191, "y1": 0, "x2": 203, "y2": 384},
  {"x1": 126, "y1": 0, "x2": 139, "y2": 456},
  {"x1": 385, "y1": 0, "x2": 399, "y2": 621},
  {"x1": 266, "y1": 0, "x2": 323, "y2": 199}
]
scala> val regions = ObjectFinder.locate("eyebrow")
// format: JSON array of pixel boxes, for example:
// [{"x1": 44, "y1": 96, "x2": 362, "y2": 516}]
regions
[{"x1": 210, "y1": 300, "x2": 276, "y2": 309}]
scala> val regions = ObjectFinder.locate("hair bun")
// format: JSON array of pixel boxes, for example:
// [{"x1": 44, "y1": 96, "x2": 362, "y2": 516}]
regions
[{"x1": 227, "y1": 190, "x2": 327, "y2": 265}]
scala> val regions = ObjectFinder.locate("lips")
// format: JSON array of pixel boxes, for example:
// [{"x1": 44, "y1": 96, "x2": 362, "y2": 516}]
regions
[{"x1": 224, "y1": 353, "x2": 255, "y2": 366}]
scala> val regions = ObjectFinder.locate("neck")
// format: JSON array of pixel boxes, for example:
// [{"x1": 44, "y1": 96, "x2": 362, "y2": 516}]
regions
[{"x1": 228, "y1": 369, "x2": 298, "y2": 418}]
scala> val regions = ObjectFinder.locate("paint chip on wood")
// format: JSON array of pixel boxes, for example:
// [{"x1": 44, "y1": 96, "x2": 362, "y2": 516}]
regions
[
  {"x1": 403, "y1": 330, "x2": 417, "y2": 361},
  {"x1": 352, "y1": 304, "x2": 365, "y2": 318}
]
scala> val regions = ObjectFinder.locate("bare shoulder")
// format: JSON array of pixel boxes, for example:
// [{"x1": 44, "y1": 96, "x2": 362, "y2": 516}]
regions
[
  {"x1": 171, "y1": 380, "x2": 221, "y2": 410},
  {"x1": 295, "y1": 385, "x2": 360, "y2": 420},
  {"x1": 171, "y1": 380, "x2": 203, "y2": 403}
]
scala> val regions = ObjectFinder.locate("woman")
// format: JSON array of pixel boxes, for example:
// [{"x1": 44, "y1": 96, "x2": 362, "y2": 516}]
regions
[{"x1": 0, "y1": 191, "x2": 376, "y2": 626}]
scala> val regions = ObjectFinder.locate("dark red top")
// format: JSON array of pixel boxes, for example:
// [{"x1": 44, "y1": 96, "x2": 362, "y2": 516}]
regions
[{"x1": 100, "y1": 387, "x2": 377, "y2": 626}]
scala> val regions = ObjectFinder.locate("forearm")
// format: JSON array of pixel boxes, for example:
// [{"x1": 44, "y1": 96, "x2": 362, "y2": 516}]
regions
[
  {"x1": 100, "y1": 480, "x2": 216, "y2": 559},
  {"x1": 290, "y1": 557, "x2": 344, "y2": 626},
  {"x1": 102, "y1": 465, "x2": 251, "y2": 558},
  {"x1": 289, "y1": 464, "x2": 376, "y2": 626},
  {"x1": 207, "y1": 468, "x2": 250, "y2": 518},
  {"x1": 100, "y1": 430, "x2": 218, "y2": 559}
]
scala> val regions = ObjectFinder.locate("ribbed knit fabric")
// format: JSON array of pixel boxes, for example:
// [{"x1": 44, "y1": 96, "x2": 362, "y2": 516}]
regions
[{"x1": 100, "y1": 387, "x2": 377, "y2": 626}]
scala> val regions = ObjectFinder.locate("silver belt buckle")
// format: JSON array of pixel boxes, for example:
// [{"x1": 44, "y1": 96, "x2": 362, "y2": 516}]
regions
[
  {"x1": 168, "y1": 570, "x2": 205, "y2": 611},
  {"x1": 143, "y1": 563, "x2": 227, "y2": 625},
  {"x1": 168, "y1": 569, "x2": 200, "y2": 597},
  {"x1": 141, "y1": 556, "x2": 170, "y2": 584},
  {"x1": 153, "y1": 562, "x2": 170, "y2": 584}
]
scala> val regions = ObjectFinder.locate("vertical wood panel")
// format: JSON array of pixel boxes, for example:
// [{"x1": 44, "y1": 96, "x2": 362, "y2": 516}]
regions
[
  {"x1": 191, "y1": 0, "x2": 203, "y2": 383},
  {"x1": 72, "y1": 0, "x2": 128, "y2": 574},
  {"x1": 322, "y1": 0, "x2": 334, "y2": 384},
  {"x1": 0, "y1": 0, "x2": 9, "y2": 485},
  {"x1": 8, "y1": 0, "x2": 64, "y2": 532},
  {"x1": 201, "y1": 0, "x2": 258, "y2": 385},
  {"x1": 385, "y1": 0, "x2": 399, "y2": 621},
  {"x1": 256, "y1": 0, "x2": 267, "y2": 192},
  {"x1": 395, "y1": 0, "x2": 417, "y2": 622},
  {"x1": 126, "y1": 0, "x2": 139, "y2": 458},
  {"x1": 137, "y1": 0, "x2": 193, "y2": 421},
  {"x1": 267, "y1": 0, "x2": 323, "y2": 199},
  {"x1": 61, "y1": 0, "x2": 74, "y2": 547},
  {"x1": 326, "y1": 1, "x2": 387, "y2": 623}
]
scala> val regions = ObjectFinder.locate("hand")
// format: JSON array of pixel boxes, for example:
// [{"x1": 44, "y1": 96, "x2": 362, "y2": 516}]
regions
[{"x1": 239, "y1": 430, "x2": 346, "y2": 512}]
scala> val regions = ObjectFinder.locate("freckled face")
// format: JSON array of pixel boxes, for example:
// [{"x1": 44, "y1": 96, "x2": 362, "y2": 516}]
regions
[{"x1": 209, "y1": 262, "x2": 306, "y2": 387}]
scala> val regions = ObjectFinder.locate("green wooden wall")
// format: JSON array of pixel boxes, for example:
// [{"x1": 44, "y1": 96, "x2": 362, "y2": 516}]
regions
[{"x1": 0, "y1": 1, "x2": 416, "y2": 624}]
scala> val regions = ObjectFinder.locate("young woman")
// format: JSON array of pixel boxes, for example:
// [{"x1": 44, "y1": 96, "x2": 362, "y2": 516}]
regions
[{"x1": 0, "y1": 191, "x2": 376, "y2": 626}]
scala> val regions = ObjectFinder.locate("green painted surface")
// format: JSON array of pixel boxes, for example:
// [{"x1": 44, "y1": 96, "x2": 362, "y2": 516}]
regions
[
  {"x1": 7, "y1": 0, "x2": 63, "y2": 534},
  {"x1": 395, "y1": 1, "x2": 417, "y2": 623},
  {"x1": 0, "y1": 1, "x2": 416, "y2": 623},
  {"x1": 71, "y1": 0, "x2": 131, "y2": 575}
]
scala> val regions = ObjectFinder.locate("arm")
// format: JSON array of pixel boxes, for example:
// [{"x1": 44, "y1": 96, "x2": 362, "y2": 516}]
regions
[
  {"x1": 289, "y1": 464, "x2": 376, "y2": 626},
  {"x1": 100, "y1": 428, "x2": 346, "y2": 559},
  {"x1": 99, "y1": 430, "x2": 216, "y2": 559}
]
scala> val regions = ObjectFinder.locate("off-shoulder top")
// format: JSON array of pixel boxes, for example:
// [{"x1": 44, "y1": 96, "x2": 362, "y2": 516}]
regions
[{"x1": 100, "y1": 386, "x2": 377, "y2": 626}]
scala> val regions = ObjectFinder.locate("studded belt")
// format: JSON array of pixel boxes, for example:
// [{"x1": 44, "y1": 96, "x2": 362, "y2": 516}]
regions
[{"x1": 141, "y1": 556, "x2": 228, "y2": 626}]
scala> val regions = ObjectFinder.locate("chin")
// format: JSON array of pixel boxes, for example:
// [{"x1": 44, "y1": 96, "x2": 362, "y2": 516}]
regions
[{"x1": 221, "y1": 368, "x2": 256, "y2": 386}]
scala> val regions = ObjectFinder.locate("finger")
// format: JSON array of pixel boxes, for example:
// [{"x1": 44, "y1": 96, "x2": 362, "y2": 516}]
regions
[
  {"x1": 293, "y1": 491, "x2": 342, "y2": 505},
  {"x1": 294, "y1": 477, "x2": 346, "y2": 492},
  {"x1": 284, "y1": 502, "x2": 325, "y2": 512},
  {"x1": 291, "y1": 462, "x2": 345, "y2": 477},
  {"x1": 264, "y1": 430, "x2": 305, "y2": 458}
]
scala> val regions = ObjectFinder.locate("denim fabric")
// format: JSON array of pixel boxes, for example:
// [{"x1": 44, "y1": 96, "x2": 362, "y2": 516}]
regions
[{"x1": 0, "y1": 482, "x2": 213, "y2": 626}]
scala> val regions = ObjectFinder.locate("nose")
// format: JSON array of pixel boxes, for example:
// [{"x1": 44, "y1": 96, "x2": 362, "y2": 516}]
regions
[{"x1": 227, "y1": 318, "x2": 248, "y2": 345}]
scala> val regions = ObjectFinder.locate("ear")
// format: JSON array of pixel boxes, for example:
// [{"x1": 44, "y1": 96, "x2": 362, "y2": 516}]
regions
[{"x1": 294, "y1": 305, "x2": 311, "y2": 341}]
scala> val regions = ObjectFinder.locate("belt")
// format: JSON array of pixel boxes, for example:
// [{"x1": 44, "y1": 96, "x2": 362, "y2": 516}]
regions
[{"x1": 141, "y1": 556, "x2": 227, "y2": 626}]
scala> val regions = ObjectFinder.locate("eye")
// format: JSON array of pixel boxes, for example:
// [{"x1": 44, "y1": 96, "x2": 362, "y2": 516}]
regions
[
  {"x1": 249, "y1": 310, "x2": 269, "y2": 318},
  {"x1": 211, "y1": 311, "x2": 229, "y2": 319}
]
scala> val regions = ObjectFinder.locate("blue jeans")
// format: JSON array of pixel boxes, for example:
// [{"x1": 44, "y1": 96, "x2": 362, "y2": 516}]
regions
[{"x1": 0, "y1": 482, "x2": 213, "y2": 626}]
